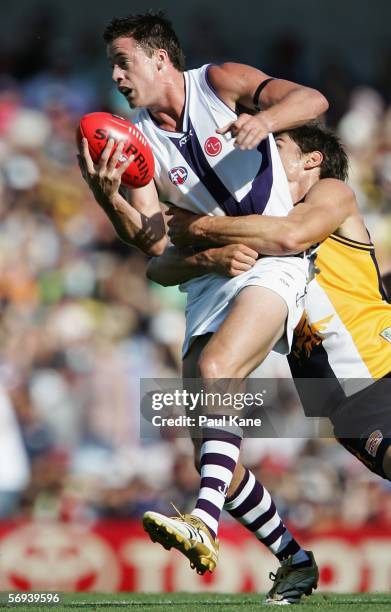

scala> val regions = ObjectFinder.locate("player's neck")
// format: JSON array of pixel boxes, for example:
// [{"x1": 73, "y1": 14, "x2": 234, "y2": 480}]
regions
[
  {"x1": 149, "y1": 71, "x2": 186, "y2": 132},
  {"x1": 290, "y1": 175, "x2": 318, "y2": 205}
]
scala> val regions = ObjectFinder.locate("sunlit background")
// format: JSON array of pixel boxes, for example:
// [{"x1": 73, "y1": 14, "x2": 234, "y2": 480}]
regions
[{"x1": 0, "y1": 0, "x2": 390, "y2": 593}]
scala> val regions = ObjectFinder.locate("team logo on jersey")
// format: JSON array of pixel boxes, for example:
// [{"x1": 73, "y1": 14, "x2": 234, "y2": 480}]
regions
[
  {"x1": 365, "y1": 430, "x2": 383, "y2": 457},
  {"x1": 168, "y1": 166, "x2": 188, "y2": 185},
  {"x1": 204, "y1": 136, "x2": 222, "y2": 156},
  {"x1": 380, "y1": 326, "x2": 391, "y2": 343}
]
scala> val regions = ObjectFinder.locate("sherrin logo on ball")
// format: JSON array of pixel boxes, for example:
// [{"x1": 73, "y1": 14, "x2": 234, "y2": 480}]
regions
[{"x1": 77, "y1": 112, "x2": 155, "y2": 188}]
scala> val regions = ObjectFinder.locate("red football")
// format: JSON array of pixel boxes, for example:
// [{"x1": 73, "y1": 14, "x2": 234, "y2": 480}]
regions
[{"x1": 77, "y1": 112, "x2": 154, "y2": 188}]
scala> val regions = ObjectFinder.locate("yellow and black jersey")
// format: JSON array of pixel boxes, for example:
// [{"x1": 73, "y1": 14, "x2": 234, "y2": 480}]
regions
[{"x1": 288, "y1": 233, "x2": 391, "y2": 397}]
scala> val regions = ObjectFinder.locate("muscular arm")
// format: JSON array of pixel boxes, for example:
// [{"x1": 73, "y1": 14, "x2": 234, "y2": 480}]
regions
[
  {"x1": 147, "y1": 244, "x2": 258, "y2": 286},
  {"x1": 208, "y1": 64, "x2": 328, "y2": 149},
  {"x1": 168, "y1": 179, "x2": 357, "y2": 255},
  {"x1": 79, "y1": 138, "x2": 167, "y2": 256},
  {"x1": 100, "y1": 181, "x2": 167, "y2": 255}
]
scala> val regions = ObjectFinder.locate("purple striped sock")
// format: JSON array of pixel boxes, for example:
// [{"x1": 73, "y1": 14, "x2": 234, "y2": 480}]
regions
[
  {"x1": 192, "y1": 428, "x2": 242, "y2": 539},
  {"x1": 224, "y1": 467, "x2": 302, "y2": 560}
]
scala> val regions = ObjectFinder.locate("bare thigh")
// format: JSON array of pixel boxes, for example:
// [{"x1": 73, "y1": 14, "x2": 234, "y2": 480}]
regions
[{"x1": 198, "y1": 285, "x2": 288, "y2": 380}]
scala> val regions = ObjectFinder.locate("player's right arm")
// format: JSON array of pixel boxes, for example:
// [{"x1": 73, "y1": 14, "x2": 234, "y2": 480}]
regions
[
  {"x1": 209, "y1": 63, "x2": 328, "y2": 150},
  {"x1": 147, "y1": 244, "x2": 258, "y2": 286},
  {"x1": 78, "y1": 137, "x2": 167, "y2": 256}
]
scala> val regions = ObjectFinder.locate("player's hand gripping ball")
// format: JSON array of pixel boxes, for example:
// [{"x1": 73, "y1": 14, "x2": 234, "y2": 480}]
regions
[{"x1": 77, "y1": 112, "x2": 154, "y2": 188}]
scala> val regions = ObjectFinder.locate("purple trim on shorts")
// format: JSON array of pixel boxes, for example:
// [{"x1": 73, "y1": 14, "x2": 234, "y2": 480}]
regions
[
  {"x1": 168, "y1": 120, "x2": 273, "y2": 216},
  {"x1": 202, "y1": 428, "x2": 242, "y2": 447},
  {"x1": 228, "y1": 480, "x2": 264, "y2": 518},
  {"x1": 225, "y1": 467, "x2": 250, "y2": 504},
  {"x1": 276, "y1": 536, "x2": 301, "y2": 561},
  {"x1": 247, "y1": 500, "x2": 276, "y2": 532},
  {"x1": 200, "y1": 452, "x2": 237, "y2": 473},
  {"x1": 260, "y1": 521, "x2": 286, "y2": 548}
]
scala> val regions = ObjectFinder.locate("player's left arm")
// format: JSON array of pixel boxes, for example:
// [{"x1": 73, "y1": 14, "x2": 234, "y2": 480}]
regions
[
  {"x1": 208, "y1": 63, "x2": 329, "y2": 150},
  {"x1": 167, "y1": 179, "x2": 356, "y2": 255}
]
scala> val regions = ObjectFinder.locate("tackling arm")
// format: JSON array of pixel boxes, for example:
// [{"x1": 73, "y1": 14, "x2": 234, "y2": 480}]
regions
[
  {"x1": 147, "y1": 244, "x2": 258, "y2": 286},
  {"x1": 167, "y1": 179, "x2": 357, "y2": 255}
]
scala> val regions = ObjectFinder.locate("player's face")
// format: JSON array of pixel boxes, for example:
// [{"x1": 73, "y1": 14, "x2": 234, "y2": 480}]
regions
[
  {"x1": 275, "y1": 134, "x2": 306, "y2": 182},
  {"x1": 107, "y1": 37, "x2": 159, "y2": 109}
]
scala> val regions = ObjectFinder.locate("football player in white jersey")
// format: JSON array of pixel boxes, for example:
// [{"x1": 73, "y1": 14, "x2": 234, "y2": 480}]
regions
[{"x1": 78, "y1": 12, "x2": 327, "y2": 604}]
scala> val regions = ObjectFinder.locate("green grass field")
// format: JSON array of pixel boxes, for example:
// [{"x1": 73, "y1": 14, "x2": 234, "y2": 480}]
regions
[{"x1": 1, "y1": 593, "x2": 391, "y2": 612}]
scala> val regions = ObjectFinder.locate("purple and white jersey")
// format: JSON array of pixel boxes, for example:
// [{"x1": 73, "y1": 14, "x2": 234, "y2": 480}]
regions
[
  {"x1": 133, "y1": 64, "x2": 292, "y2": 218},
  {"x1": 133, "y1": 64, "x2": 304, "y2": 356}
]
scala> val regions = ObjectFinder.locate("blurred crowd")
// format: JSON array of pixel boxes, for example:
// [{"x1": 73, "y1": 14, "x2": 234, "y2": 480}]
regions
[{"x1": 0, "y1": 7, "x2": 391, "y2": 533}]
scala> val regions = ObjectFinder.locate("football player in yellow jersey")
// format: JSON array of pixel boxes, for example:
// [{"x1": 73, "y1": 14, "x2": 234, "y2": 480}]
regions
[{"x1": 149, "y1": 123, "x2": 391, "y2": 480}]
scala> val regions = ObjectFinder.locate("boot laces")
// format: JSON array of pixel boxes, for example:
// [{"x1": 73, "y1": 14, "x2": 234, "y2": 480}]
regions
[
  {"x1": 269, "y1": 556, "x2": 293, "y2": 582},
  {"x1": 170, "y1": 501, "x2": 185, "y2": 520}
]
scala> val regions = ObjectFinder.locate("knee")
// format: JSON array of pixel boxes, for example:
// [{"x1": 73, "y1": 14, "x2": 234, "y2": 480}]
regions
[
  {"x1": 198, "y1": 351, "x2": 236, "y2": 379},
  {"x1": 382, "y1": 446, "x2": 391, "y2": 480},
  {"x1": 198, "y1": 351, "x2": 223, "y2": 379}
]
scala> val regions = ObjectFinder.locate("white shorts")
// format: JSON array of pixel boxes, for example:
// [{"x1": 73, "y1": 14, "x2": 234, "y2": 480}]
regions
[{"x1": 180, "y1": 255, "x2": 308, "y2": 357}]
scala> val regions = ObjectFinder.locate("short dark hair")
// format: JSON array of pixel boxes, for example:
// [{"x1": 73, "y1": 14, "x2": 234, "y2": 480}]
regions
[
  {"x1": 103, "y1": 11, "x2": 185, "y2": 72},
  {"x1": 283, "y1": 123, "x2": 349, "y2": 181}
]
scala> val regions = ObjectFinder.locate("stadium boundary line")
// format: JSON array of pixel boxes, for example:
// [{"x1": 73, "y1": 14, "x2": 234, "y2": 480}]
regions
[
  {"x1": 57, "y1": 600, "x2": 257, "y2": 607},
  {"x1": 58, "y1": 598, "x2": 391, "y2": 608}
]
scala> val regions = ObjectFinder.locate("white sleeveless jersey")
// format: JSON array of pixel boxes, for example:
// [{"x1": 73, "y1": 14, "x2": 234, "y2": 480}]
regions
[
  {"x1": 132, "y1": 64, "x2": 304, "y2": 355},
  {"x1": 133, "y1": 64, "x2": 292, "y2": 217}
]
